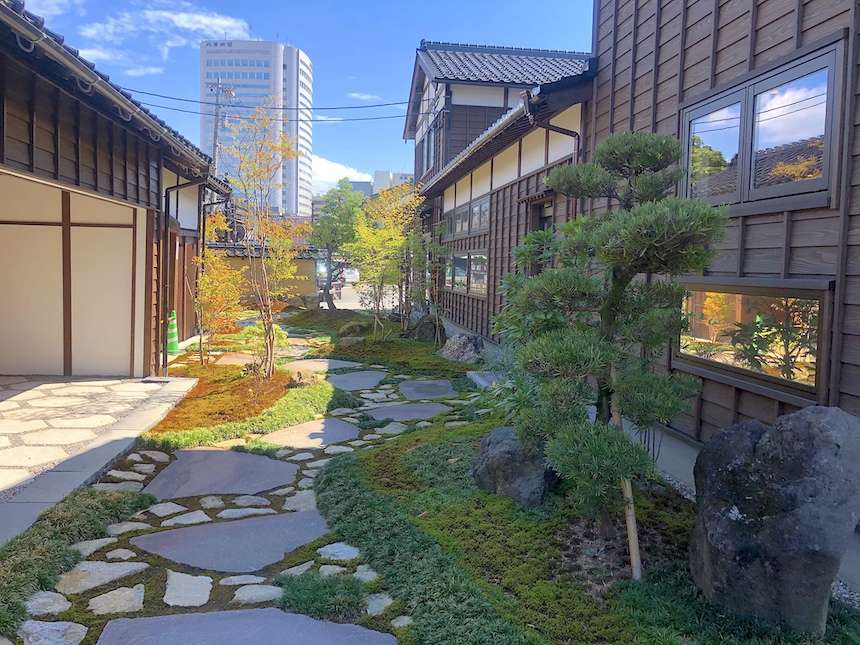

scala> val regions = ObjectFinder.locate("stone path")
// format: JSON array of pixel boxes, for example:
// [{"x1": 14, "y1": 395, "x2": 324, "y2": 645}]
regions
[{"x1": 14, "y1": 364, "x2": 478, "y2": 643}]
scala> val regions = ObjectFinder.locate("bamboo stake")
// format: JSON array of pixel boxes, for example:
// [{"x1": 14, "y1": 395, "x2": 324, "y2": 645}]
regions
[{"x1": 621, "y1": 477, "x2": 642, "y2": 580}]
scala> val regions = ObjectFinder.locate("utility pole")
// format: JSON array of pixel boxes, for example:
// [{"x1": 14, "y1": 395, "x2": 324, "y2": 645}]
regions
[{"x1": 208, "y1": 78, "x2": 235, "y2": 177}]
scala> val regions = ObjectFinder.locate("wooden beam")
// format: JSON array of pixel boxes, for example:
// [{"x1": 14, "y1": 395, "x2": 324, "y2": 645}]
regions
[
  {"x1": 628, "y1": 0, "x2": 640, "y2": 129},
  {"x1": 0, "y1": 55, "x2": 5, "y2": 165},
  {"x1": 747, "y1": 1, "x2": 759, "y2": 71},
  {"x1": 793, "y1": 0, "x2": 804, "y2": 50},
  {"x1": 74, "y1": 100, "x2": 81, "y2": 186},
  {"x1": 143, "y1": 209, "x2": 154, "y2": 376},
  {"x1": 608, "y1": 0, "x2": 620, "y2": 133},
  {"x1": 650, "y1": 0, "x2": 663, "y2": 133},
  {"x1": 28, "y1": 71, "x2": 35, "y2": 174},
  {"x1": 708, "y1": 0, "x2": 720, "y2": 90},
  {"x1": 781, "y1": 211, "x2": 792, "y2": 278},
  {"x1": 53, "y1": 87, "x2": 60, "y2": 180},
  {"x1": 677, "y1": 0, "x2": 689, "y2": 109},
  {"x1": 62, "y1": 191, "x2": 72, "y2": 376},
  {"x1": 130, "y1": 208, "x2": 137, "y2": 377},
  {"x1": 736, "y1": 216, "x2": 746, "y2": 278}
]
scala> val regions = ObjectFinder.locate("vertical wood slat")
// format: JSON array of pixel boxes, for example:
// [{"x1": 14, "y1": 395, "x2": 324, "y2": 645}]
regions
[
  {"x1": 708, "y1": 0, "x2": 720, "y2": 89},
  {"x1": 650, "y1": 0, "x2": 662, "y2": 133},
  {"x1": 93, "y1": 109, "x2": 99, "y2": 193},
  {"x1": 628, "y1": 0, "x2": 640, "y2": 129},
  {"x1": 747, "y1": 0, "x2": 759, "y2": 71},
  {"x1": 737, "y1": 216, "x2": 746, "y2": 277},
  {"x1": 793, "y1": 0, "x2": 804, "y2": 49},
  {"x1": 74, "y1": 101, "x2": 81, "y2": 185},
  {"x1": 28, "y1": 70, "x2": 35, "y2": 173},
  {"x1": 130, "y1": 209, "x2": 137, "y2": 377},
  {"x1": 781, "y1": 211, "x2": 792, "y2": 278},
  {"x1": 0, "y1": 55, "x2": 5, "y2": 165},
  {"x1": 608, "y1": 0, "x2": 620, "y2": 133},
  {"x1": 53, "y1": 87, "x2": 60, "y2": 180},
  {"x1": 143, "y1": 209, "x2": 155, "y2": 376},
  {"x1": 677, "y1": 0, "x2": 689, "y2": 107},
  {"x1": 62, "y1": 191, "x2": 72, "y2": 376}
]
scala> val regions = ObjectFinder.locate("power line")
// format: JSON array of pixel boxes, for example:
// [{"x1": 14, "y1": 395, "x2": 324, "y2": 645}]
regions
[{"x1": 139, "y1": 100, "x2": 432, "y2": 123}]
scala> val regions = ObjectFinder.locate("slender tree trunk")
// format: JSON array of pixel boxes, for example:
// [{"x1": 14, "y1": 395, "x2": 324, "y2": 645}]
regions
[{"x1": 323, "y1": 242, "x2": 337, "y2": 310}]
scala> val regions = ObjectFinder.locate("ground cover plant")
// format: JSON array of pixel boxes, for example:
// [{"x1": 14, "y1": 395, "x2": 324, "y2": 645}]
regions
[{"x1": 0, "y1": 489, "x2": 154, "y2": 637}]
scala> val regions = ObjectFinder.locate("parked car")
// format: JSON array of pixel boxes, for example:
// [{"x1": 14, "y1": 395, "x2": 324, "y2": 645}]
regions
[{"x1": 343, "y1": 268, "x2": 359, "y2": 285}]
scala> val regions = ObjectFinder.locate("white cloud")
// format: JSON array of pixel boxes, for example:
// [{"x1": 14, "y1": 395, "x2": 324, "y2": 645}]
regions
[
  {"x1": 78, "y1": 46, "x2": 127, "y2": 64},
  {"x1": 25, "y1": 0, "x2": 85, "y2": 18},
  {"x1": 753, "y1": 80, "x2": 828, "y2": 149},
  {"x1": 312, "y1": 154, "x2": 371, "y2": 194},
  {"x1": 124, "y1": 65, "x2": 164, "y2": 77},
  {"x1": 347, "y1": 92, "x2": 381, "y2": 102}
]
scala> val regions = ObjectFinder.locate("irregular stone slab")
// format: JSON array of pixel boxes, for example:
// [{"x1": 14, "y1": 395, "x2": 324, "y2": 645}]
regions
[
  {"x1": 146, "y1": 502, "x2": 187, "y2": 518},
  {"x1": 95, "y1": 608, "x2": 397, "y2": 645},
  {"x1": 378, "y1": 422, "x2": 408, "y2": 435},
  {"x1": 287, "y1": 452, "x2": 315, "y2": 461},
  {"x1": 139, "y1": 450, "x2": 170, "y2": 463},
  {"x1": 353, "y1": 565, "x2": 378, "y2": 583},
  {"x1": 366, "y1": 593, "x2": 394, "y2": 615},
  {"x1": 143, "y1": 448, "x2": 298, "y2": 499},
  {"x1": 44, "y1": 415, "x2": 116, "y2": 429},
  {"x1": 360, "y1": 392, "x2": 388, "y2": 401},
  {"x1": 56, "y1": 562, "x2": 150, "y2": 594},
  {"x1": 327, "y1": 371, "x2": 388, "y2": 391},
  {"x1": 319, "y1": 565, "x2": 346, "y2": 577},
  {"x1": 283, "y1": 359, "x2": 362, "y2": 372},
  {"x1": 20, "y1": 429, "x2": 97, "y2": 445},
  {"x1": 415, "y1": 422, "x2": 432, "y2": 428},
  {"x1": 398, "y1": 379, "x2": 457, "y2": 401},
  {"x1": 317, "y1": 543, "x2": 360, "y2": 561},
  {"x1": 18, "y1": 620, "x2": 87, "y2": 645},
  {"x1": 92, "y1": 482, "x2": 143, "y2": 493},
  {"x1": 324, "y1": 445, "x2": 354, "y2": 455},
  {"x1": 164, "y1": 570, "x2": 212, "y2": 607},
  {"x1": 304, "y1": 469, "x2": 319, "y2": 478},
  {"x1": 105, "y1": 549, "x2": 136, "y2": 561},
  {"x1": 232, "y1": 584, "x2": 282, "y2": 604},
  {"x1": 130, "y1": 511, "x2": 328, "y2": 573},
  {"x1": 329, "y1": 408, "x2": 356, "y2": 416},
  {"x1": 297, "y1": 478, "x2": 314, "y2": 490},
  {"x1": 366, "y1": 403, "x2": 451, "y2": 422},
  {"x1": 363, "y1": 434, "x2": 381, "y2": 440},
  {"x1": 280, "y1": 560, "x2": 314, "y2": 577},
  {"x1": 26, "y1": 591, "x2": 71, "y2": 616},
  {"x1": 107, "y1": 521, "x2": 152, "y2": 536},
  {"x1": 283, "y1": 490, "x2": 316, "y2": 511},
  {"x1": 220, "y1": 575, "x2": 266, "y2": 586},
  {"x1": 28, "y1": 396, "x2": 89, "y2": 408},
  {"x1": 200, "y1": 496, "x2": 225, "y2": 509},
  {"x1": 268, "y1": 486, "x2": 295, "y2": 496},
  {"x1": 72, "y1": 537, "x2": 117, "y2": 557},
  {"x1": 306, "y1": 459, "x2": 331, "y2": 469},
  {"x1": 0, "y1": 446, "x2": 67, "y2": 467},
  {"x1": 88, "y1": 585, "x2": 144, "y2": 615},
  {"x1": 126, "y1": 453, "x2": 143, "y2": 462},
  {"x1": 348, "y1": 440, "x2": 367, "y2": 447},
  {"x1": 234, "y1": 495, "x2": 270, "y2": 507},
  {"x1": 340, "y1": 417, "x2": 359, "y2": 425},
  {"x1": 391, "y1": 616, "x2": 413, "y2": 627},
  {"x1": 217, "y1": 508, "x2": 276, "y2": 519},
  {"x1": 265, "y1": 419, "x2": 359, "y2": 450},
  {"x1": 162, "y1": 510, "x2": 211, "y2": 527},
  {"x1": 107, "y1": 470, "x2": 147, "y2": 482},
  {"x1": 131, "y1": 463, "x2": 156, "y2": 475},
  {"x1": 55, "y1": 386, "x2": 109, "y2": 396}
]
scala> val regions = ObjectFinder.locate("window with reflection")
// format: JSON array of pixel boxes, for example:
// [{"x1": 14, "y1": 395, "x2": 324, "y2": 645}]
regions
[
  {"x1": 689, "y1": 103, "x2": 741, "y2": 198},
  {"x1": 681, "y1": 290, "x2": 819, "y2": 387},
  {"x1": 452, "y1": 253, "x2": 469, "y2": 292},
  {"x1": 470, "y1": 197, "x2": 489, "y2": 231},
  {"x1": 454, "y1": 206, "x2": 469, "y2": 234},
  {"x1": 469, "y1": 254, "x2": 488, "y2": 295}
]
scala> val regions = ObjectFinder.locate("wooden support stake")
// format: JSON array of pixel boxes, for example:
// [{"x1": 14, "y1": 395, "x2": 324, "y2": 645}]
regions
[{"x1": 621, "y1": 477, "x2": 642, "y2": 580}]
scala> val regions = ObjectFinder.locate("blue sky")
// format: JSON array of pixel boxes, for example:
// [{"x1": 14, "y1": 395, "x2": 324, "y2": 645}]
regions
[{"x1": 27, "y1": 0, "x2": 594, "y2": 193}]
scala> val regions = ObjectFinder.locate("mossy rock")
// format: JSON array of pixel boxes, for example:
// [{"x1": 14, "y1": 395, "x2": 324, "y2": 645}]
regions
[{"x1": 339, "y1": 321, "x2": 371, "y2": 336}]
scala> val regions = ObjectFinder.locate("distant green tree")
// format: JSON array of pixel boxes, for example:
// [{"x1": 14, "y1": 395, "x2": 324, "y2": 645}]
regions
[
  {"x1": 690, "y1": 135, "x2": 728, "y2": 184},
  {"x1": 310, "y1": 178, "x2": 366, "y2": 309}
]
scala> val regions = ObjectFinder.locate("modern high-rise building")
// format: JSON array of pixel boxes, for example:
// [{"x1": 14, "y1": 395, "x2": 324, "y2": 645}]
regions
[{"x1": 199, "y1": 39, "x2": 313, "y2": 218}]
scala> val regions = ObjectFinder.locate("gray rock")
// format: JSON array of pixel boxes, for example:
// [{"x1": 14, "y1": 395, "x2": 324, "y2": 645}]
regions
[
  {"x1": 297, "y1": 478, "x2": 314, "y2": 490},
  {"x1": 139, "y1": 450, "x2": 170, "y2": 463},
  {"x1": 398, "y1": 379, "x2": 457, "y2": 401},
  {"x1": 220, "y1": 575, "x2": 266, "y2": 586},
  {"x1": 91, "y1": 482, "x2": 143, "y2": 493},
  {"x1": 131, "y1": 463, "x2": 156, "y2": 475},
  {"x1": 25, "y1": 591, "x2": 71, "y2": 616},
  {"x1": 283, "y1": 490, "x2": 316, "y2": 511},
  {"x1": 107, "y1": 521, "x2": 152, "y2": 536},
  {"x1": 401, "y1": 316, "x2": 445, "y2": 344},
  {"x1": 329, "y1": 408, "x2": 357, "y2": 416},
  {"x1": 163, "y1": 570, "x2": 212, "y2": 607},
  {"x1": 18, "y1": 620, "x2": 87, "y2": 645},
  {"x1": 366, "y1": 593, "x2": 393, "y2": 616},
  {"x1": 378, "y1": 422, "x2": 407, "y2": 435},
  {"x1": 233, "y1": 495, "x2": 271, "y2": 507},
  {"x1": 327, "y1": 371, "x2": 388, "y2": 391},
  {"x1": 348, "y1": 440, "x2": 367, "y2": 447},
  {"x1": 436, "y1": 334, "x2": 484, "y2": 364},
  {"x1": 318, "y1": 565, "x2": 346, "y2": 578},
  {"x1": 105, "y1": 549, "x2": 136, "y2": 561},
  {"x1": 280, "y1": 560, "x2": 314, "y2": 577},
  {"x1": 145, "y1": 502, "x2": 187, "y2": 517},
  {"x1": 390, "y1": 616, "x2": 413, "y2": 628},
  {"x1": 200, "y1": 496, "x2": 225, "y2": 509},
  {"x1": 217, "y1": 508, "x2": 277, "y2": 519},
  {"x1": 689, "y1": 407, "x2": 860, "y2": 636},
  {"x1": 415, "y1": 422, "x2": 431, "y2": 428},
  {"x1": 360, "y1": 392, "x2": 388, "y2": 401},
  {"x1": 162, "y1": 510, "x2": 211, "y2": 527},
  {"x1": 316, "y1": 543, "x2": 360, "y2": 561},
  {"x1": 88, "y1": 585, "x2": 145, "y2": 615},
  {"x1": 232, "y1": 585, "x2": 282, "y2": 604},
  {"x1": 470, "y1": 427, "x2": 555, "y2": 509},
  {"x1": 287, "y1": 452, "x2": 315, "y2": 461},
  {"x1": 299, "y1": 292, "x2": 321, "y2": 309},
  {"x1": 362, "y1": 434, "x2": 381, "y2": 440},
  {"x1": 126, "y1": 453, "x2": 143, "y2": 462},
  {"x1": 324, "y1": 445, "x2": 353, "y2": 455},
  {"x1": 353, "y1": 565, "x2": 378, "y2": 583},
  {"x1": 265, "y1": 419, "x2": 359, "y2": 450},
  {"x1": 306, "y1": 459, "x2": 331, "y2": 469},
  {"x1": 268, "y1": 486, "x2": 295, "y2": 496},
  {"x1": 366, "y1": 403, "x2": 451, "y2": 422},
  {"x1": 275, "y1": 449, "x2": 291, "y2": 459},
  {"x1": 304, "y1": 469, "x2": 319, "y2": 478},
  {"x1": 72, "y1": 537, "x2": 117, "y2": 557},
  {"x1": 56, "y1": 562, "x2": 150, "y2": 595},
  {"x1": 338, "y1": 336, "x2": 365, "y2": 346},
  {"x1": 107, "y1": 469, "x2": 146, "y2": 482}
]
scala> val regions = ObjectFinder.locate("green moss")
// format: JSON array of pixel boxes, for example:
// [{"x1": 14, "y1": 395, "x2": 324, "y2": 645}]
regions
[
  {"x1": 310, "y1": 340, "x2": 475, "y2": 376},
  {"x1": 276, "y1": 572, "x2": 366, "y2": 621}
]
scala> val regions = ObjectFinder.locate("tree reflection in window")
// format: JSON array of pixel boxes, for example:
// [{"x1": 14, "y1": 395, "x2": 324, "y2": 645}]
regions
[
  {"x1": 689, "y1": 103, "x2": 740, "y2": 198},
  {"x1": 452, "y1": 253, "x2": 468, "y2": 292},
  {"x1": 681, "y1": 291, "x2": 818, "y2": 386}
]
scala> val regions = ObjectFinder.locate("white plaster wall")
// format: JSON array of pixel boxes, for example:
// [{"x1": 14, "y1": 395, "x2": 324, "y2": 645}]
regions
[
  {"x1": 520, "y1": 129, "x2": 546, "y2": 175},
  {"x1": 161, "y1": 170, "x2": 199, "y2": 230},
  {"x1": 548, "y1": 104, "x2": 583, "y2": 163},
  {"x1": 455, "y1": 177, "x2": 471, "y2": 207},
  {"x1": 132, "y1": 211, "x2": 147, "y2": 377},
  {"x1": 70, "y1": 193, "x2": 133, "y2": 225},
  {"x1": 451, "y1": 85, "x2": 505, "y2": 107},
  {"x1": 492, "y1": 143, "x2": 519, "y2": 187},
  {"x1": 0, "y1": 225, "x2": 64, "y2": 374},
  {"x1": 443, "y1": 186, "x2": 456, "y2": 213},
  {"x1": 71, "y1": 227, "x2": 133, "y2": 375},
  {"x1": 471, "y1": 162, "x2": 491, "y2": 198},
  {"x1": 0, "y1": 175, "x2": 61, "y2": 222}
]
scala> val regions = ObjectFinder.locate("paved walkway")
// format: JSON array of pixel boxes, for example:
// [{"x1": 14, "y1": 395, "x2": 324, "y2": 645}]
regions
[{"x1": 11, "y1": 363, "x2": 477, "y2": 643}]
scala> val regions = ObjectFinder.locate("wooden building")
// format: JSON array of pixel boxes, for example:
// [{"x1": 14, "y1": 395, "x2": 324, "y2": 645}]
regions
[
  {"x1": 0, "y1": 1, "x2": 229, "y2": 377},
  {"x1": 407, "y1": 0, "x2": 860, "y2": 441}
]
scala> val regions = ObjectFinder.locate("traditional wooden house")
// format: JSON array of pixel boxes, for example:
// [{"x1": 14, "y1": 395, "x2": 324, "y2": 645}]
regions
[
  {"x1": 408, "y1": 0, "x2": 860, "y2": 440},
  {"x1": 0, "y1": 0, "x2": 229, "y2": 377}
]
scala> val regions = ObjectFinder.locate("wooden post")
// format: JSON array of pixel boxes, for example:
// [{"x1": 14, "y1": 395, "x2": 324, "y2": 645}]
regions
[{"x1": 621, "y1": 478, "x2": 642, "y2": 580}]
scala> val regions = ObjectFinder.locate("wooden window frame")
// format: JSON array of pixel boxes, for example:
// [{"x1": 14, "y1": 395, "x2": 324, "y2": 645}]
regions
[
  {"x1": 681, "y1": 46, "x2": 839, "y2": 214},
  {"x1": 469, "y1": 195, "x2": 490, "y2": 233},
  {"x1": 442, "y1": 248, "x2": 489, "y2": 299}
]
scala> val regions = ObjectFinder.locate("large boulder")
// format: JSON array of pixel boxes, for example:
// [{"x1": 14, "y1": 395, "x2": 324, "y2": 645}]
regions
[
  {"x1": 400, "y1": 315, "x2": 446, "y2": 344},
  {"x1": 469, "y1": 427, "x2": 554, "y2": 508},
  {"x1": 299, "y1": 293, "x2": 320, "y2": 309},
  {"x1": 436, "y1": 334, "x2": 484, "y2": 364},
  {"x1": 689, "y1": 406, "x2": 860, "y2": 636}
]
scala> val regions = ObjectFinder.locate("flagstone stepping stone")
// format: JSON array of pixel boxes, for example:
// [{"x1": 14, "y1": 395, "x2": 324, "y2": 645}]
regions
[
  {"x1": 125, "y1": 453, "x2": 143, "y2": 462},
  {"x1": 162, "y1": 510, "x2": 211, "y2": 527},
  {"x1": 360, "y1": 392, "x2": 388, "y2": 401},
  {"x1": 366, "y1": 403, "x2": 451, "y2": 422},
  {"x1": 92, "y1": 482, "x2": 144, "y2": 492},
  {"x1": 349, "y1": 440, "x2": 367, "y2": 447},
  {"x1": 107, "y1": 521, "x2": 151, "y2": 536},
  {"x1": 95, "y1": 608, "x2": 397, "y2": 645},
  {"x1": 0, "y1": 446, "x2": 67, "y2": 467},
  {"x1": 398, "y1": 379, "x2": 457, "y2": 400},
  {"x1": 164, "y1": 570, "x2": 212, "y2": 607},
  {"x1": 327, "y1": 371, "x2": 388, "y2": 391},
  {"x1": 353, "y1": 566, "x2": 379, "y2": 583},
  {"x1": 319, "y1": 565, "x2": 347, "y2": 577},
  {"x1": 363, "y1": 434, "x2": 381, "y2": 440},
  {"x1": 283, "y1": 490, "x2": 316, "y2": 511},
  {"x1": 287, "y1": 452, "x2": 315, "y2": 461},
  {"x1": 280, "y1": 560, "x2": 314, "y2": 576},
  {"x1": 25, "y1": 591, "x2": 71, "y2": 616},
  {"x1": 139, "y1": 450, "x2": 170, "y2": 463},
  {"x1": 131, "y1": 463, "x2": 156, "y2": 475},
  {"x1": 72, "y1": 538, "x2": 117, "y2": 557},
  {"x1": 268, "y1": 486, "x2": 295, "y2": 496},
  {"x1": 324, "y1": 445, "x2": 353, "y2": 455},
  {"x1": 297, "y1": 478, "x2": 314, "y2": 489},
  {"x1": 265, "y1": 419, "x2": 359, "y2": 450},
  {"x1": 200, "y1": 495, "x2": 225, "y2": 509},
  {"x1": 378, "y1": 422, "x2": 408, "y2": 435},
  {"x1": 283, "y1": 359, "x2": 362, "y2": 372},
  {"x1": 131, "y1": 511, "x2": 327, "y2": 573},
  {"x1": 29, "y1": 396, "x2": 89, "y2": 408},
  {"x1": 220, "y1": 575, "x2": 266, "y2": 586},
  {"x1": 233, "y1": 495, "x2": 270, "y2": 507},
  {"x1": 391, "y1": 616, "x2": 413, "y2": 627},
  {"x1": 232, "y1": 584, "x2": 282, "y2": 604},
  {"x1": 341, "y1": 417, "x2": 359, "y2": 424},
  {"x1": 145, "y1": 502, "x2": 187, "y2": 517},
  {"x1": 88, "y1": 584, "x2": 145, "y2": 615},
  {"x1": 306, "y1": 458, "x2": 331, "y2": 468},
  {"x1": 107, "y1": 469, "x2": 147, "y2": 482},
  {"x1": 56, "y1": 562, "x2": 150, "y2": 594},
  {"x1": 105, "y1": 549, "x2": 136, "y2": 561},
  {"x1": 18, "y1": 620, "x2": 87, "y2": 645},
  {"x1": 217, "y1": 508, "x2": 277, "y2": 519},
  {"x1": 366, "y1": 593, "x2": 394, "y2": 616},
  {"x1": 304, "y1": 469, "x2": 319, "y2": 478},
  {"x1": 143, "y1": 448, "x2": 298, "y2": 499},
  {"x1": 317, "y1": 543, "x2": 360, "y2": 561},
  {"x1": 329, "y1": 408, "x2": 356, "y2": 416},
  {"x1": 415, "y1": 421, "x2": 432, "y2": 428}
]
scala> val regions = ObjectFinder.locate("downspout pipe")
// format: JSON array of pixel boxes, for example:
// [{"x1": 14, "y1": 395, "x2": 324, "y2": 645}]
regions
[
  {"x1": 519, "y1": 89, "x2": 581, "y2": 165},
  {"x1": 162, "y1": 178, "x2": 206, "y2": 376}
]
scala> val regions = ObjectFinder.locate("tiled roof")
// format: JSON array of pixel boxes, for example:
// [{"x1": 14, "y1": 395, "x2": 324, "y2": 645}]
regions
[
  {"x1": 417, "y1": 40, "x2": 590, "y2": 85},
  {"x1": 1, "y1": 0, "x2": 211, "y2": 167}
]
